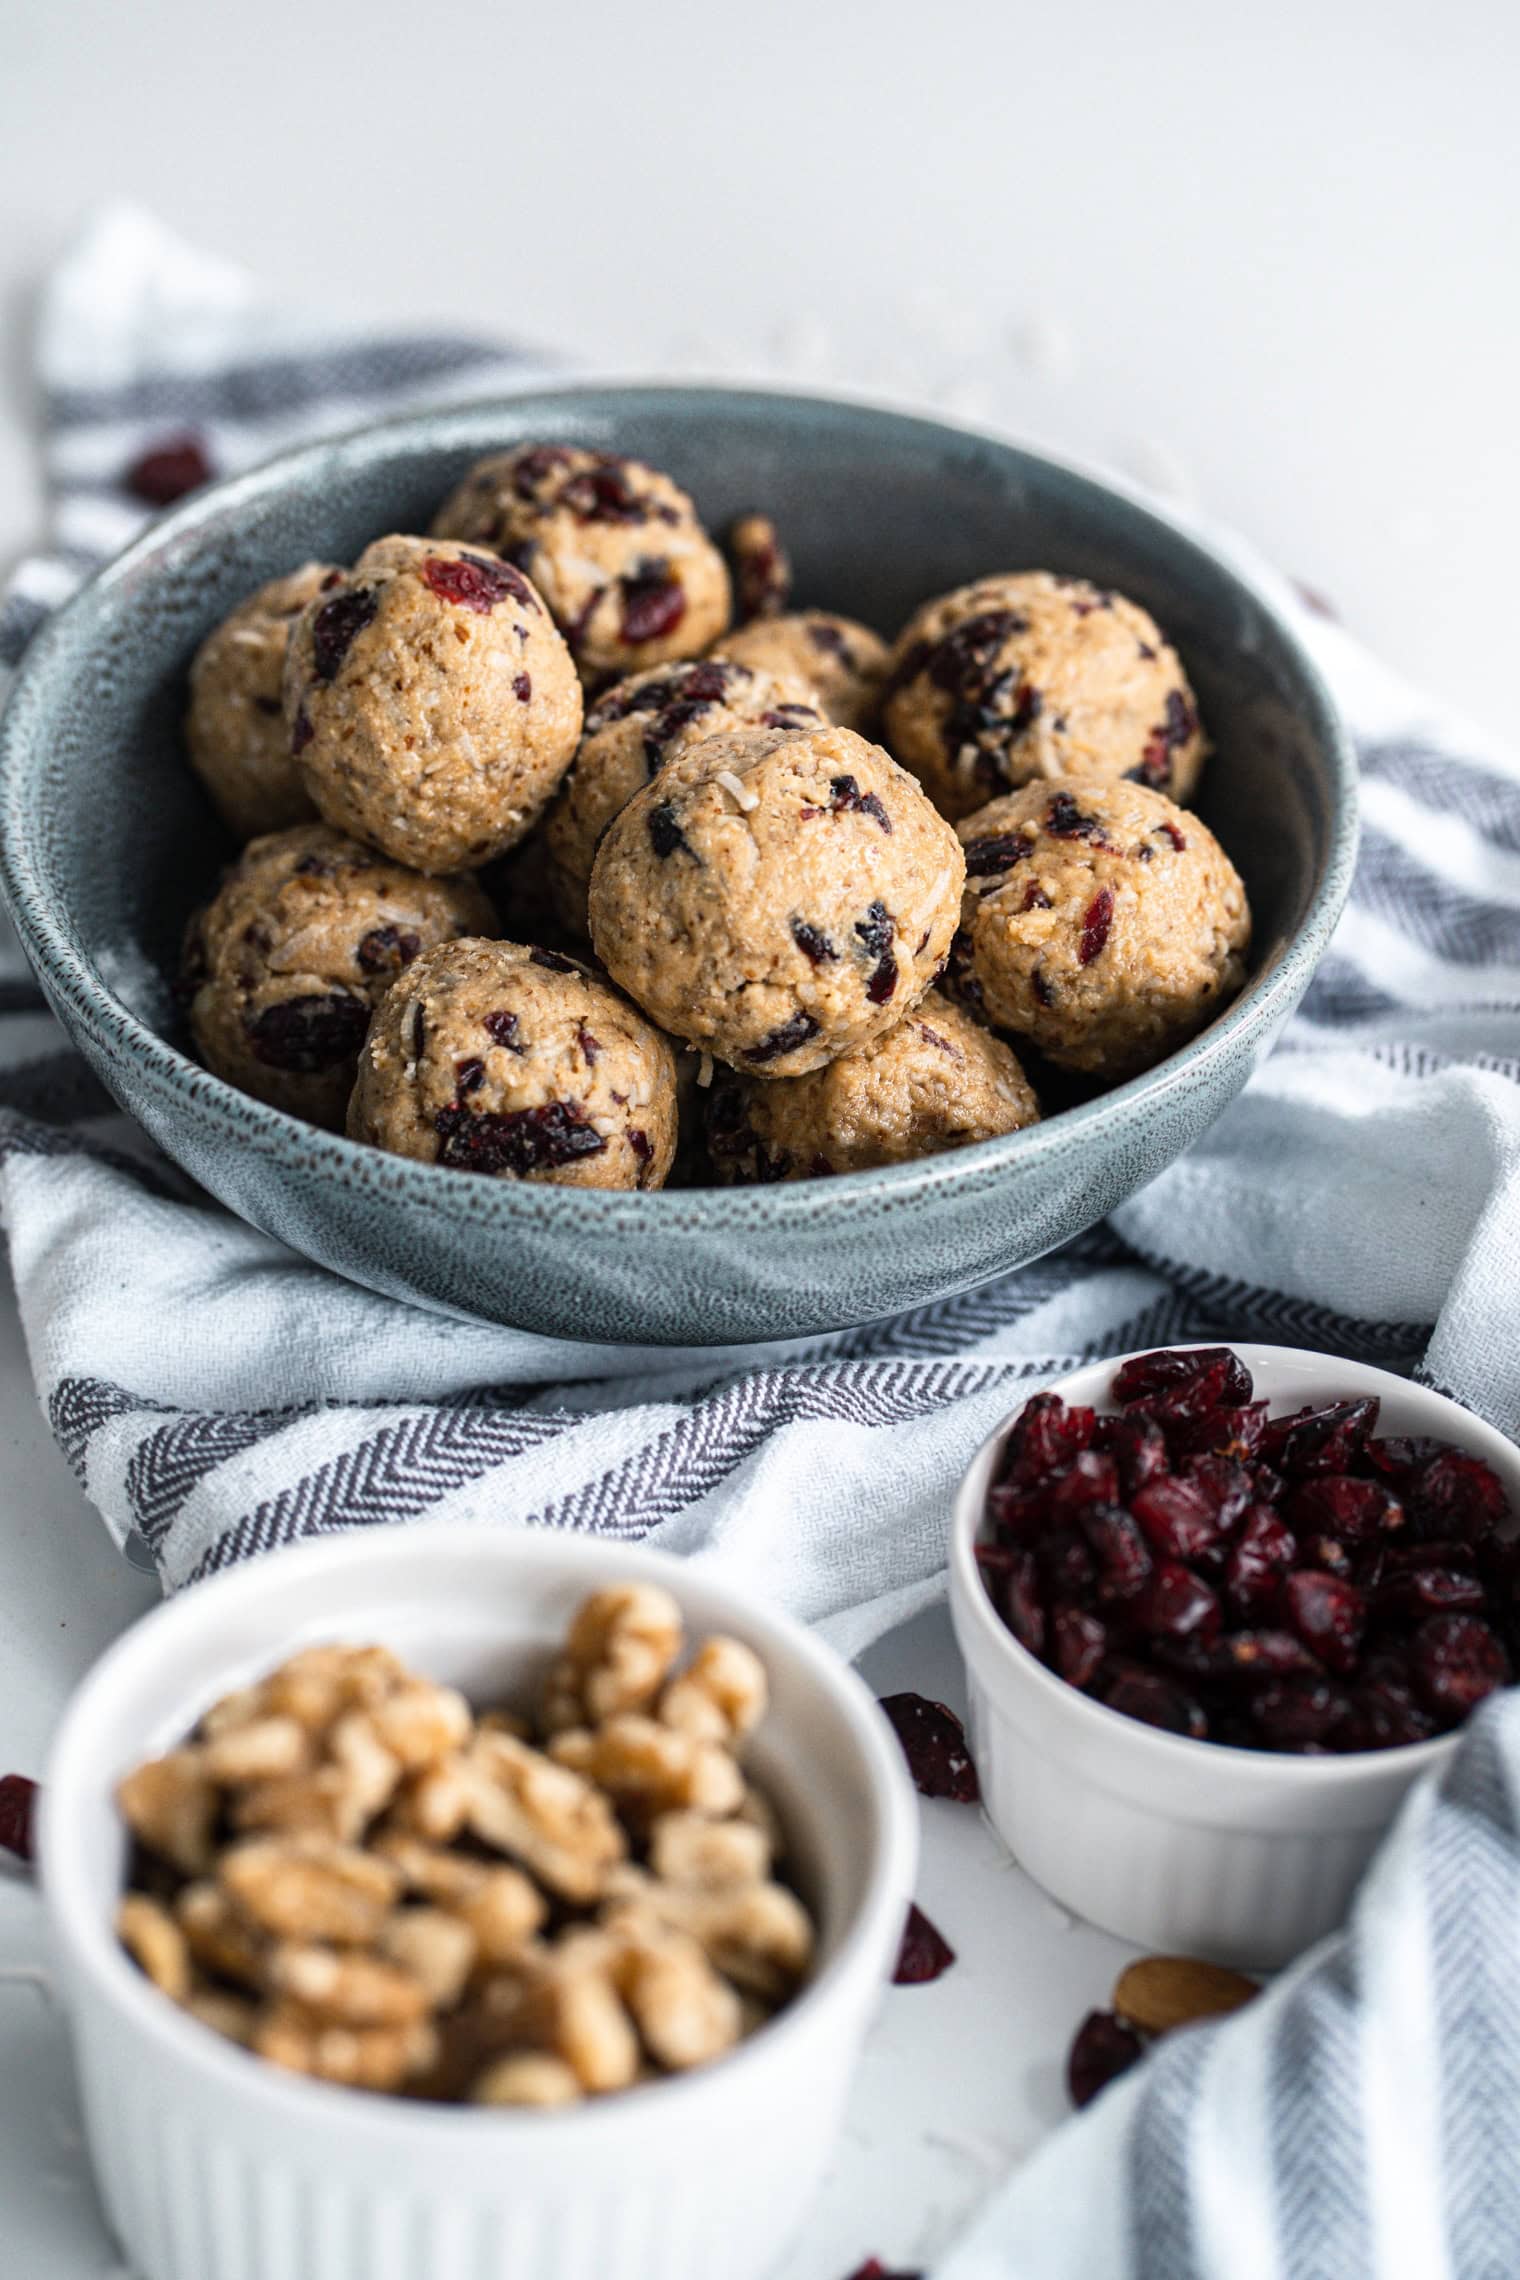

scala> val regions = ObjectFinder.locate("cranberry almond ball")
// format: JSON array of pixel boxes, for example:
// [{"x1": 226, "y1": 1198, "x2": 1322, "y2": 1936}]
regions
[
  {"x1": 284, "y1": 535, "x2": 582, "y2": 874},
  {"x1": 882, "y1": 572, "x2": 1208, "y2": 822},
  {"x1": 706, "y1": 991, "x2": 1039, "y2": 1182},
  {"x1": 716, "y1": 611, "x2": 889, "y2": 734},
  {"x1": 185, "y1": 562, "x2": 337, "y2": 839},
  {"x1": 543, "y1": 656, "x2": 823, "y2": 935},
  {"x1": 430, "y1": 445, "x2": 731, "y2": 685},
  {"x1": 953, "y1": 780, "x2": 1250, "y2": 1079},
  {"x1": 588, "y1": 721, "x2": 965, "y2": 1076},
  {"x1": 348, "y1": 940, "x2": 677, "y2": 1191},
  {"x1": 185, "y1": 824, "x2": 496, "y2": 1129}
]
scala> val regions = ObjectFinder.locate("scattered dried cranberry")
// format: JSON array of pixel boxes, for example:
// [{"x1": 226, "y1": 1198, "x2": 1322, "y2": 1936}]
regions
[
  {"x1": 246, "y1": 992, "x2": 369, "y2": 1073},
  {"x1": 0, "y1": 1772, "x2": 37, "y2": 1862},
  {"x1": 124, "y1": 433, "x2": 213, "y2": 506},
  {"x1": 979, "y1": 1351, "x2": 1519, "y2": 1756},
  {"x1": 844, "y1": 2261, "x2": 923, "y2": 2280},
  {"x1": 311, "y1": 588, "x2": 378, "y2": 683},
  {"x1": 1067, "y1": 2009, "x2": 1145, "y2": 2108},
  {"x1": 878, "y1": 1694, "x2": 980, "y2": 1803},
  {"x1": 893, "y1": 1902, "x2": 955, "y2": 1985}
]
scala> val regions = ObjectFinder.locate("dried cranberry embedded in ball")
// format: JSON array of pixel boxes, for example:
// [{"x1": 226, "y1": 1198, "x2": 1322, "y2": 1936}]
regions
[
  {"x1": 311, "y1": 588, "x2": 379, "y2": 683},
  {"x1": 356, "y1": 925, "x2": 422, "y2": 977},
  {"x1": 245, "y1": 992, "x2": 370, "y2": 1073},
  {"x1": 963, "y1": 832, "x2": 1031, "y2": 878},
  {"x1": 1067, "y1": 2008, "x2": 1145, "y2": 2109},
  {"x1": 433, "y1": 1100, "x2": 607, "y2": 1177},
  {"x1": 1078, "y1": 887, "x2": 1115, "y2": 966},
  {"x1": 877, "y1": 1694, "x2": 980, "y2": 1803},
  {"x1": 620, "y1": 562, "x2": 687, "y2": 645},
  {"x1": 421, "y1": 552, "x2": 531, "y2": 614},
  {"x1": 829, "y1": 775, "x2": 893, "y2": 832},
  {"x1": 648, "y1": 802, "x2": 693, "y2": 860},
  {"x1": 744, "y1": 1011, "x2": 821, "y2": 1064}
]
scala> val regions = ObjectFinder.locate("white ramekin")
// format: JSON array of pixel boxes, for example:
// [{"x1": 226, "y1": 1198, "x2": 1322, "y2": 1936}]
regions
[
  {"x1": 949, "y1": 1343, "x2": 1520, "y2": 1970},
  {"x1": 39, "y1": 1528, "x2": 918, "y2": 2280}
]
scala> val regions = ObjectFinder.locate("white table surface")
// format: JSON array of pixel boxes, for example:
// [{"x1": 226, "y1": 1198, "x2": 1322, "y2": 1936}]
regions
[{"x1": 1, "y1": 1, "x2": 1517, "y2": 2270}]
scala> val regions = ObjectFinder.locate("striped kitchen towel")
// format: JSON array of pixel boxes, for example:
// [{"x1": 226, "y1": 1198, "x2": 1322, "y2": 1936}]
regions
[{"x1": 0, "y1": 204, "x2": 1517, "y2": 1675}]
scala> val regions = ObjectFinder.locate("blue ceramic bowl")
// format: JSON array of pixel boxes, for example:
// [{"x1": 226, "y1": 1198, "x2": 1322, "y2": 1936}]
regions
[{"x1": 0, "y1": 386, "x2": 1357, "y2": 1346}]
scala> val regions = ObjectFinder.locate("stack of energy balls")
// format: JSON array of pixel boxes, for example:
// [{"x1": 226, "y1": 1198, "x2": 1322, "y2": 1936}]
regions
[{"x1": 181, "y1": 442, "x2": 1251, "y2": 1192}]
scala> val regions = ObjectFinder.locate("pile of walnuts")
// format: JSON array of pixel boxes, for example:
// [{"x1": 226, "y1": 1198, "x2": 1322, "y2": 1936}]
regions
[{"x1": 113, "y1": 1585, "x2": 814, "y2": 2106}]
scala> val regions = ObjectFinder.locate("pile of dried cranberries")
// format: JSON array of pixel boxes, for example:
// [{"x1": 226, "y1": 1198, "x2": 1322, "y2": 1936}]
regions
[{"x1": 978, "y1": 1347, "x2": 1517, "y2": 1753}]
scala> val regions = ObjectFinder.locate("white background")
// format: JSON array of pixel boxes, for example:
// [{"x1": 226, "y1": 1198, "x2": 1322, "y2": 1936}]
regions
[{"x1": 0, "y1": 2, "x2": 1517, "y2": 2273}]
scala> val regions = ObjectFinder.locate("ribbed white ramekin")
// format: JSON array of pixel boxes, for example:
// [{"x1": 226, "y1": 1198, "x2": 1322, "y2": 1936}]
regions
[
  {"x1": 40, "y1": 1528, "x2": 918, "y2": 2280},
  {"x1": 949, "y1": 1344, "x2": 1520, "y2": 1969}
]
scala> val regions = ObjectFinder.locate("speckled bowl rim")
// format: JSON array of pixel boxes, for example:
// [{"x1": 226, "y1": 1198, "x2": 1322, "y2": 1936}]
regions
[{"x1": 0, "y1": 382, "x2": 1360, "y2": 1247}]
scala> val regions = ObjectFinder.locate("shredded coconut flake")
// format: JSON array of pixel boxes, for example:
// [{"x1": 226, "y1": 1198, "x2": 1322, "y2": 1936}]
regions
[
  {"x1": 697, "y1": 1053, "x2": 714, "y2": 1089},
  {"x1": 716, "y1": 769, "x2": 760, "y2": 813}
]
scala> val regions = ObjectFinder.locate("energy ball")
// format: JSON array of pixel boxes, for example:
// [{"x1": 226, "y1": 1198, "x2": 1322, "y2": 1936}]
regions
[
  {"x1": 716, "y1": 612, "x2": 889, "y2": 734},
  {"x1": 185, "y1": 825, "x2": 496, "y2": 1128},
  {"x1": 588, "y1": 721, "x2": 964, "y2": 1077},
  {"x1": 284, "y1": 535, "x2": 582, "y2": 874},
  {"x1": 185, "y1": 562, "x2": 337, "y2": 839},
  {"x1": 705, "y1": 991, "x2": 1039, "y2": 1182},
  {"x1": 543, "y1": 657, "x2": 823, "y2": 934},
  {"x1": 882, "y1": 572, "x2": 1208, "y2": 822},
  {"x1": 430, "y1": 445, "x2": 731, "y2": 684},
  {"x1": 348, "y1": 939, "x2": 677, "y2": 1191},
  {"x1": 952, "y1": 780, "x2": 1250, "y2": 1079}
]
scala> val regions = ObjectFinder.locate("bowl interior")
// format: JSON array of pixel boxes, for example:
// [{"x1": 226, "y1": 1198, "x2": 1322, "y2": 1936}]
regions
[
  {"x1": 43, "y1": 1529, "x2": 915, "y2": 2128},
  {"x1": 0, "y1": 387, "x2": 1356, "y2": 1343}
]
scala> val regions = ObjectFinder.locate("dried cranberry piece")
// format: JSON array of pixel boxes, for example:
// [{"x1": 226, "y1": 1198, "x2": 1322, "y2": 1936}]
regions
[
  {"x1": 855, "y1": 902, "x2": 897, "y2": 1003},
  {"x1": 844, "y1": 2263, "x2": 923, "y2": 2280},
  {"x1": 1339, "y1": 1676, "x2": 1438, "y2": 1752},
  {"x1": 311, "y1": 588, "x2": 379, "y2": 682},
  {"x1": 1102, "y1": 1414, "x2": 1170, "y2": 1496},
  {"x1": 0, "y1": 1772, "x2": 37, "y2": 1862},
  {"x1": 1408, "y1": 1450, "x2": 1509, "y2": 1545},
  {"x1": 1100, "y1": 1662, "x2": 1207, "y2": 1739},
  {"x1": 745, "y1": 1011, "x2": 821, "y2": 1065},
  {"x1": 1036, "y1": 1525, "x2": 1098, "y2": 1601},
  {"x1": 1410, "y1": 1614, "x2": 1509, "y2": 1722},
  {"x1": 1003, "y1": 1393, "x2": 1096, "y2": 1482},
  {"x1": 893, "y1": 1902, "x2": 955, "y2": 1985},
  {"x1": 1223, "y1": 1505, "x2": 1298, "y2": 1616},
  {"x1": 1133, "y1": 1562, "x2": 1222, "y2": 1646},
  {"x1": 620, "y1": 563, "x2": 687, "y2": 644},
  {"x1": 124, "y1": 433, "x2": 213, "y2": 505},
  {"x1": 1053, "y1": 1606, "x2": 1109, "y2": 1687},
  {"x1": 562, "y1": 460, "x2": 645, "y2": 521},
  {"x1": 1044, "y1": 791, "x2": 1107, "y2": 842},
  {"x1": 1172, "y1": 1402, "x2": 1270, "y2": 1460},
  {"x1": 996, "y1": 1548, "x2": 1047, "y2": 1657},
  {"x1": 576, "y1": 1027, "x2": 602, "y2": 1065},
  {"x1": 1223, "y1": 1628, "x2": 1325, "y2": 1677},
  {"x1": 1130, "y1": 1476, "x2": 1223, "y2": 1562},
  {"x1": 1079, "y1": 1505, "x2": 1153, "y2": 1602},
  {"x1": 830, "y1": 776, "x2": 893, "y2": 831},
  {"x1": 434, "y1": 1100, "x2": 606, "y2": 1176},
  {"x1": 1376, "y1": 1563, "x2": 1486, "y2": 1626},
  {"x1": 1250, "y1": 1678, "x2": 1351, "y2": 1749},
  {"x1": 1136, "y1": 689, "x2": 1198, "y2": 788},
  {"x1": 1113, "y1": 1346, "x2": 1254, "y2": 1419},
  {"x1": 1067, "y1": 2009, "x2": 1145, "y2": 2108},
  {"x1": 421, "y1": 552, "x2": 526, "y2": 613},
  {"x1": 1078, "y1": 887, "x2": 1115, "y2": 966},
  {"x1": 1282, "y1": 1571, "x2": 1366, "y2": 1674},
  {"x1": 1269, "y1": 1399, "x2": 1380, "y2": 1476},
  {"x1": 791, "y1": 918, "x2": 838, "y2": 965},
  {"x1": 1182, "y1": 1456, "x2": 1256, "y2": 1532},
  {"x1": 290, "y1": 703, "x2": 314, "y2": 755},
  {"x1": 454, "y1": 1056, "x2": 486, "y2": 1096},
  {"x1": 1288, "y1": 1475, "x2": 1403, "y2": 1544},
  {"x1": 483, "y1": 1010, "x2": 523, "y2": 1051},
  {"x1": 963, "y1": 832, "x2": 1031, "y2": 877},
  {"x1": 356, "y1": 925, "x2": 421, "y2": 976},
  {"x1": 1047, "y1": 1449, "x2": 1121, "y2": 1515},
  {"x1": 246, "y1": 991, "x2": 369, "y2": 1073},
  {"x1": 648, "y1": 802, "x2": 693, "y2": 860},
  {"x1": 1364, "y1": 1435, "x2": 1449, "y2": 1480},
  {"x1": 877, "y1": 1694, "x2": 980, "y2": 1803},
  {"x1": 514, "y1": 672, "x2": 532, "y2": 702}
]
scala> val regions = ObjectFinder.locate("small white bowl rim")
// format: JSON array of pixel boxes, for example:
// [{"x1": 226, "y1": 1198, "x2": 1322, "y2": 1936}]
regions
[
  {"x1": 950, "y1": 1341, "x2": 1520, "y2": 1787},
  {"x1": 39, "y1": 1526, "x2": 917, "y2": 2145}
]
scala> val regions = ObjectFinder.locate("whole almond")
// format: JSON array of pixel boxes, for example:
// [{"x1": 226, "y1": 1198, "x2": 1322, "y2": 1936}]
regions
[{"x1": 1112, "y1": 1955, "x2": 1258, "y2": 2037}]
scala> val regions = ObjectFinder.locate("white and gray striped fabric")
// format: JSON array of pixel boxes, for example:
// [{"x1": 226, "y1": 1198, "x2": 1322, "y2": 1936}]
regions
[
  {"x1": 1, "y1": 207, "x2": 1518, "y2": 1670},
  {"x1": 5, "y1": 206, "x2": 1520, "y2": 2280}
]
